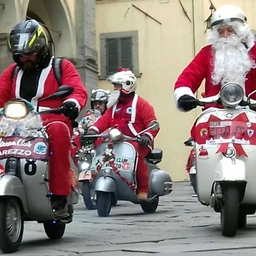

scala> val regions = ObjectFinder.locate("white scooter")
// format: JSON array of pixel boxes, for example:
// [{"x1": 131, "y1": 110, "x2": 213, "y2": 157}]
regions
[
  {"x1": 184, "y1": 82, "x2": 256, "y2": 237},
  {"x1": 0, "y1": 86, "x2": 78, "y2": 253}
]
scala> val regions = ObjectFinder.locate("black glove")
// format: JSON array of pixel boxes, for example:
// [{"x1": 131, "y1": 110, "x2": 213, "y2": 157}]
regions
[
  {"x1": 178, "y1": 95, "x2": 197, "y2": 111},
  {"x1": 61, "y1": 101, "x2": 79, "y2": 120},
  {"x1": 139, "y1": 134, "x2": 151, "y2": 147},
  {"x1": 80, "y1": 129, "x2": 98, "y2": 145}
]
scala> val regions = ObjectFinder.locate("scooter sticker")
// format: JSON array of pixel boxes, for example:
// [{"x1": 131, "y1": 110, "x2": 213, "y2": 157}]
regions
[
  {"x1": 198, "y1": 146, "x2": 209, "y2": 159},
  {"x1": 0, "y1": 136, "x2": 48, "y2": 160},
  {"x1": 122, "y1": 160, "x2": 131, "y2": 170},
  {"x1": 247, "y1": 129, "x2": 254, "y2": 137},
  {"x1": 34, "y1": 142, "x2": 47, "y2": 154}
]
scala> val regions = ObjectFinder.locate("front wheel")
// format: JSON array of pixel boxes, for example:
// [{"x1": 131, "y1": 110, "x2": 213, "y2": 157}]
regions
[
  {"x1": 96, "y1": 192, "x2": 112, "y2": 217},
  {"x1": 140, "y1": 197, "x2": 159, "y2": 213},
  {"x1": 220, "y1": 185, "x2": 240, "y2": 237},
  {"x1": 82, "y1": 181, "x2": 96, "y2": 210},
  {"x1": 43, "y1": 221, "x2": 66, "y2": 239},
  {"x1": 0, "y1": 197, "x2": 24, "y2": 253}
]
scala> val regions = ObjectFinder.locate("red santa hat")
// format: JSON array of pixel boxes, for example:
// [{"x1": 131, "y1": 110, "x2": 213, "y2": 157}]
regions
[{"x1": 117, "y1": 67, "x2": 130, "y2": 72}]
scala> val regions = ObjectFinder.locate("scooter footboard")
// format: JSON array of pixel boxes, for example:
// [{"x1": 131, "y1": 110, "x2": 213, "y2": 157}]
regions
[{"x1": 0, "y1": 175, "x2": 28, "y2": 213}]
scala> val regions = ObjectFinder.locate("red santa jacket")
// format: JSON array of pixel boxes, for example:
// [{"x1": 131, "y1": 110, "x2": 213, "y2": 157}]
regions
[
  {"x1": 89, "y1": 94, "x2": 159, "y2": 142},
  {"x1": 0, "y1": 57, "x2": 87, "y2": 128},
  {"x1": 174, "y1": 42, "x2": 256, "y2": 108}
]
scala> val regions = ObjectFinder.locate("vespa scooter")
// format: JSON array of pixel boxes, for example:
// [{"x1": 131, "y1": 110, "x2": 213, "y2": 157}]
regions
[
  {"x1": 184, "y1": 82, "x2": 256, "y2": 237},
  {"x1": 0, "y1": 86, "x2": 78, "y2": 253},
  {"x1": 80, "y1": 121, "x2": 172, "y2": 217}
]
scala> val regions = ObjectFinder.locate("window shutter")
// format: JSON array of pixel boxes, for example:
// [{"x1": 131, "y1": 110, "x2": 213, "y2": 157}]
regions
[
  {"x1": 106, "y1": 39, "x2": 118, "y2": 74},
  {"x1": 106, "y1": 37, "x2": 133, "y2": 75},
  {"x1": 121, "y1": 37, "x2": 132, "y2": 70}
]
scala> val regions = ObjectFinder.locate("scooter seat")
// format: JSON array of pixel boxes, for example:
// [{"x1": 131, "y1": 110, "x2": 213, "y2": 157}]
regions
[{"x1": 146, "y1": 148, "x2": 162, "y2": 164}]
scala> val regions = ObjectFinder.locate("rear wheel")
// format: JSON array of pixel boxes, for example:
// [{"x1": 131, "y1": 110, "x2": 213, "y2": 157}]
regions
[
  {"x1": 0, "y1": 198, "x2": 24, "y2": 253},
  {"x1": 43, "y1": 221, "x2": 66, "y2": 239},
  {"x1": 140, "y1": 197, "x2": 159, "y2": 213},
  {"x1": 96, "y1": 192, "x2": 112, "y2": 217},
  {"x1": 220, "y1": 185, "x2": 239, "y2": 237},
  {"x1": 82, "y1": 181, "x2": 96, "y2": 210}
]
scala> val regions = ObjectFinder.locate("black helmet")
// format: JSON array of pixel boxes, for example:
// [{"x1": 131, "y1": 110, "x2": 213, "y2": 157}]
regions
[
  {"x1": 90, "y1": 89, "x2": 110, "y2": 109},
  {"x1": 8, "y1": 19, "x2": 49, "y2": 69}
]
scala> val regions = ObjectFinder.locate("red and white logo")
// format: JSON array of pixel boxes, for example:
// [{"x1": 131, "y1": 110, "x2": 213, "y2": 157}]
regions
[{"x1": 198, "y1": 146, "x2": 209, "y2": 159}]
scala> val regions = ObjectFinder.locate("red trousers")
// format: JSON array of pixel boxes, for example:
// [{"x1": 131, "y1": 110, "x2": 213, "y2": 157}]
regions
[
  {"x1": 46, "y1": 121, "x2": 71, "y2": 195},
  {"x1": 130, "y1": 142, "x2": 150, "y2": 193}
]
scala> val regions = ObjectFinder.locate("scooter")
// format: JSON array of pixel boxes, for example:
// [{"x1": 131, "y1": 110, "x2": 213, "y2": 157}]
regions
[
  {"x1": 0, "y1": 86, "x2": 78, "y2": 253},
  {"x1": 184, "y1": 82, "x2": 256, "y2": 237},
  {"x1": 73, "y1": 109, "x2": 101, "y2": 210},
  {"x1": 81, "y1": 121, "x2": 172, "y2": 217},
  {"x1": 184, "y1": 137, "x2": 197, "y2": 194}
]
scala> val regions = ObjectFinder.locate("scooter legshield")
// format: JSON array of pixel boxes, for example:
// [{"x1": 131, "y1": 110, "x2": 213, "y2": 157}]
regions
[
  {"x1": 0, "y1": 175, "x2": 28, "y2": 213},
  {"x1": 215, "y1": 158, "x2": 246, "y2": 181},
  {"x1": 94, "y1": 176, "x2": 116, "y2": 193}
]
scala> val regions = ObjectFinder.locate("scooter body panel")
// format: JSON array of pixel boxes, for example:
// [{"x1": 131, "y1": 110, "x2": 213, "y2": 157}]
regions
[{"x1": 90, "y1": 141, "x2": 172, "y2": 202}]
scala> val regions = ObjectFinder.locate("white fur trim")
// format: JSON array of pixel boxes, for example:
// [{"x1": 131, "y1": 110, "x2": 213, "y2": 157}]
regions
[
  {"x1": 173, "y1": 87, "x2": 195, "y2": 111},
  {"x1": 31, "y1": 58, "x2": 53, "y2": 106},
  {"x1": 64, "y1": 98, "x2": 81, "y2": 111},
  {"x1": 89, "y1": 126, "x2": 99, "y2": 133}
]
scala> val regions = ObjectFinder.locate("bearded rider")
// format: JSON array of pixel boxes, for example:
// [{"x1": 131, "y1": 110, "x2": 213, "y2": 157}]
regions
[
  {"x1": 85, "y1": 67, "x2": 159, "y2": 201},
  {"x1": 174, "y1": 4, "x2": 256, "y2": 112}
]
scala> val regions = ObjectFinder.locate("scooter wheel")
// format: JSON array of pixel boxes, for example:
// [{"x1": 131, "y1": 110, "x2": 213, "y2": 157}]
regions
[
  {"x1": 82, "y1": 181, "x2": 96, "y2": 210},
  {"x1": 0, "y1": 197, "x2": 24, "y2": 253}
]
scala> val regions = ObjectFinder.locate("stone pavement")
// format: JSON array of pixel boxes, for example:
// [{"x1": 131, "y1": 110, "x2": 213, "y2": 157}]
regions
[{"x1": 6, "y1": 181, "x2": 256, "y2": 255}]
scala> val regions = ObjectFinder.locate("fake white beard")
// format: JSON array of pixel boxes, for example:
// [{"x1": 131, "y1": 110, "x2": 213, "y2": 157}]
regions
[
  {"x1": 211, "y1": 34, "x2": 256, "y2": 87},
  {"x1": 107, "y1": 90, "x2": 120, "y2": 108}
]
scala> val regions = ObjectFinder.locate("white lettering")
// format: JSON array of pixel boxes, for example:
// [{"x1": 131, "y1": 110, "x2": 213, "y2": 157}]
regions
[
  {"x1": 0, "y1": 138, "x2": 31, "y2": 148},
  {"x1": 0, "y1": 149, "x2": 32, "y2": 156}
]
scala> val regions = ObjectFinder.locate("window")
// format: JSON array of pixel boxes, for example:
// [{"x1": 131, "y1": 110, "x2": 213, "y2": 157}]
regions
[{"x1": 100, "y1": 31, "x2": 139, "y2": 79}]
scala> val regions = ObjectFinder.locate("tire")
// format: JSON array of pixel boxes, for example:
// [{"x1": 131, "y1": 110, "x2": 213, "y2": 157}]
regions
[
  {"x1": 0, "y1": 198, "x2": 24, "y2": 253},
  {"x1": 220, "y1": 185, "x2": 240, "y2": 237},
  {"x1": 140, "y1": 197, "x2": 159, "y2": 213},
  {"x1": 189, "y1": 174, "x2": 197, "y2": 194},
  {"x1": 238, "y1": 213, "x2": 247, "y2": 229},
  {"x1": 96, "y1": 191, "x2": 112, "y2": 217},
  {"x1": 82, "y1": 181, "x2": 96, "y2": 210},
  {"x1": 43, "y1": 221, "x2": 66, "y2": 239}
]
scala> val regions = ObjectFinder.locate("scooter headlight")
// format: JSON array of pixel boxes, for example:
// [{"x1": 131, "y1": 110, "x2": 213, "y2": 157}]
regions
[
  {"x1": 220, "y1": 83, "x2": 244, "y2": 108},
  {"x1": 79, "y1": 161, "x2": 91, "y2": 171},
  {"x1": 109, "y1": 128, "x2": 122, "y2": 141},
  {"x1": 4, "y1": 102, "x2": 29, "y2": 119}
]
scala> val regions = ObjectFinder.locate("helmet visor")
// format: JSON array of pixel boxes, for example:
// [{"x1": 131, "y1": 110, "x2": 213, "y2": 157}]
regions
[{"x1": 8, "y1": 32, "x2": 42, "y2": 56}]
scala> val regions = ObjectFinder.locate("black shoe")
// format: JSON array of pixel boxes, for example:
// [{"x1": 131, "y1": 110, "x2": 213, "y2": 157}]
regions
[{"x1": 51, "y1": 196, "x2": 69, "y2": 219}]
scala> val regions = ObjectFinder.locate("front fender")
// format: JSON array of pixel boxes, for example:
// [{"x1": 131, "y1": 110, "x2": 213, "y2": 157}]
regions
[
  {"x1": 215, "y1": 158, "x2": 246, "y2": 181},
  {"x1": 94, "y1": 176, "x2": 116, "y2": 193},
  {"x1": 0, "y1": 175, "x2": 28, "y2": 213}
]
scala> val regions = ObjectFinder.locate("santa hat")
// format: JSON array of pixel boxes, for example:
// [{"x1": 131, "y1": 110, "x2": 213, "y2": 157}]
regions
[{"x1": 117, "y1": 67, "x2": 130, "y2": 72}]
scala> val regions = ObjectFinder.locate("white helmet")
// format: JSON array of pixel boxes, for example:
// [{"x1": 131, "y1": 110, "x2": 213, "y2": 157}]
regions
[
  {"x1": 108, "y1": 70, "x2": 137, "y2": 94},
  {"x1": 211, "y1": 4, "x2": 247, "y2": 28}
]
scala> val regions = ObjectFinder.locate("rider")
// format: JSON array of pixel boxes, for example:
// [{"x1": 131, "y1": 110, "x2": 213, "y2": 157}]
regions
[
  {"x1": 174, "y1": 4, "x2": 256, "y2": 113},
  {"x1": 0, "y1": 19, "x2": 87, "y2": 219},
  {"x1": 71, "y1": 89, "x2": 110, "y2": 162},
  {"x1": 85, "y1": 67, "x2": 160, "y2": 200}
]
